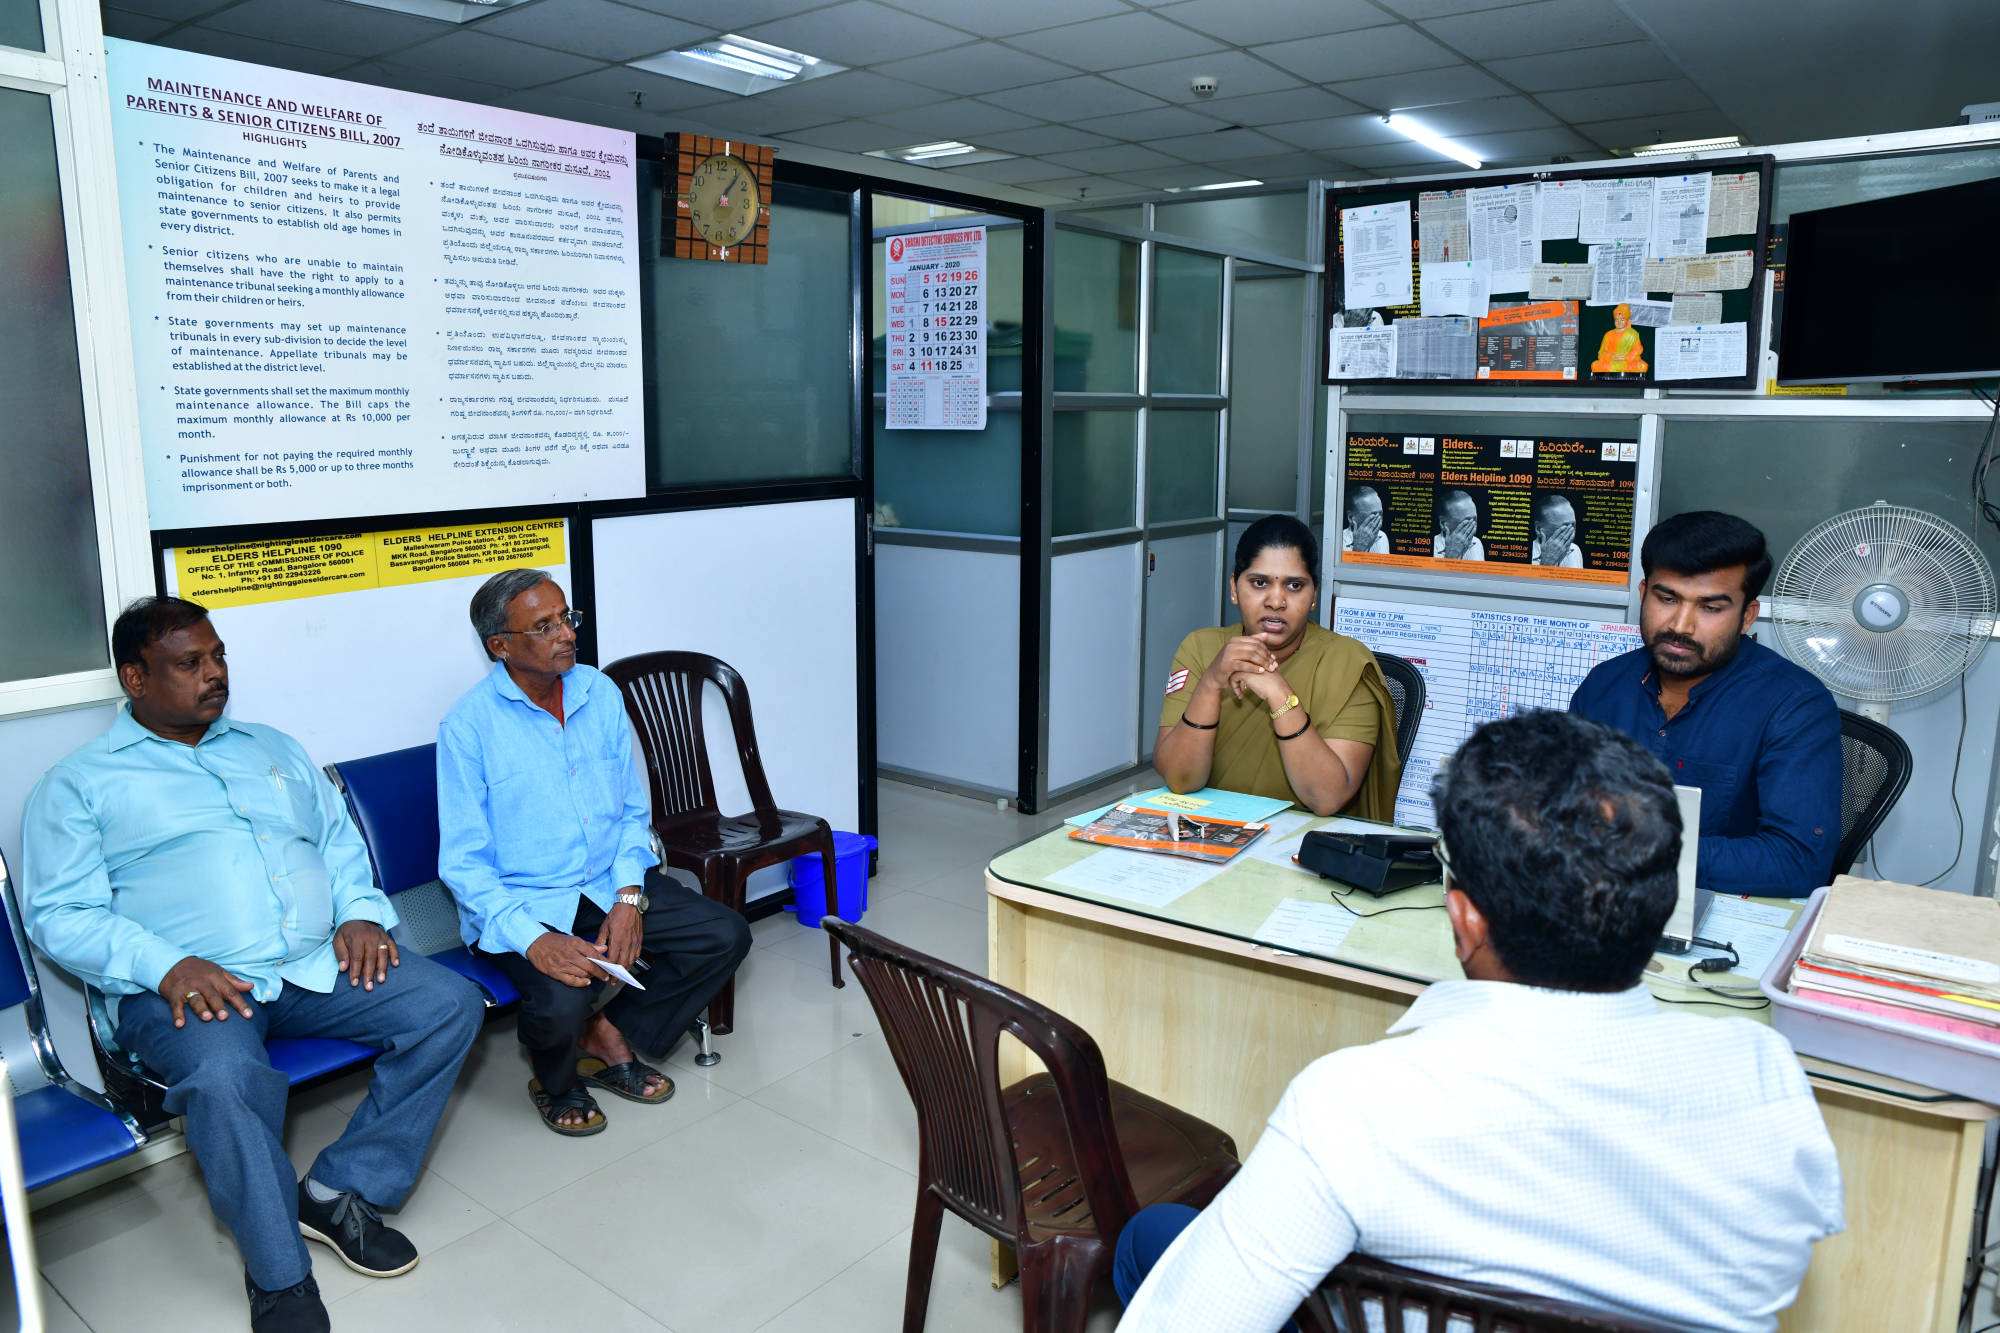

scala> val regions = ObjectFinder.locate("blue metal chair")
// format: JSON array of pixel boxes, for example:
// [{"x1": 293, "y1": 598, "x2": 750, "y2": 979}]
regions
[
  {"x1": 0, "y1": 852, "x2": 149, "y2": 1191},
  {"x1": 324, "y1": 742, "x2": 519, "y2": 1009}
]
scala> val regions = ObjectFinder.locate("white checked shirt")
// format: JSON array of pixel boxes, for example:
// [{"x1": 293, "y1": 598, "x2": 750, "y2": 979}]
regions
[{"x1": 1120, "y1": 980, "x2": 1844, "y2": 1333}]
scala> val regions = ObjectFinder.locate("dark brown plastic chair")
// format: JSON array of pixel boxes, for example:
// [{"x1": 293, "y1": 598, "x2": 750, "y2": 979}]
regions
[
  {"x1": 1295, "y1": 1253, "x2": 1688, "y2": 1333},
  {"x1": 823, "y1": 916, "x2": 1241, "y2": 1333},
  {"x1": 604, "y1": 651, "x2": 842, "y2": 1034}
]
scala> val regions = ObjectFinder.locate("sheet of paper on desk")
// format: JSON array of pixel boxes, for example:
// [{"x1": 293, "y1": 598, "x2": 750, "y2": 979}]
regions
[
  {"x1": 1046, "y1": 847, "x2": 1225, "y2": 907},
  {"x1": 1254, "y1": 898, "x2": 1359, "y2": 957},
  {"x1": 1242, "y1": 811, "x2": 1319, "y2": 869},
  {"x1": 1691, "y1": 897, "x2": 1797, "y2": 979}
]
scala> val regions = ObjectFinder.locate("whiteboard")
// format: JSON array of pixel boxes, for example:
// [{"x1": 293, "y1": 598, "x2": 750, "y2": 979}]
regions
[
  {"x1": 163, "y1": 526, "x2": 572, "y2": 764},
  {"x1": 1335, "y1": 596, "x2": 1639, "y2": 827}
]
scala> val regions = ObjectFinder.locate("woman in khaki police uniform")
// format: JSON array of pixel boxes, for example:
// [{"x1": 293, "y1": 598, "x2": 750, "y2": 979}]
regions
[{"x1": 1154, "y1": 515, "x2": 1401, "y2": 819}]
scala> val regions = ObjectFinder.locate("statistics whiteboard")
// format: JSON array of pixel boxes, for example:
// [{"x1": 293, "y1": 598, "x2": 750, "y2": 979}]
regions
[{"x1": 1335, "y1": 596, "x2": 1639, "y2": 827}]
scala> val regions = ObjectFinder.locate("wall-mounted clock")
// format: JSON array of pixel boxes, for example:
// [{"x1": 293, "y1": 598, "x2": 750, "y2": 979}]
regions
[{"x1": 664, "y1": 134, "x2": 773, "y2": 263}]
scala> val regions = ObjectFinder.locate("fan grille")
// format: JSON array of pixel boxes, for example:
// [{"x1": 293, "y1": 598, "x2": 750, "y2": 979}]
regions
[{"x1": 1771, "y1": 504, "x2": 1996, "y2": 702}]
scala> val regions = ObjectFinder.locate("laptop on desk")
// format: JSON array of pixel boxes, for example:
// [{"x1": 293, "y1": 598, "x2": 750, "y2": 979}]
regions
[{"x1": 1657, "y1": 784, "x2": 1712, "y2": 954}]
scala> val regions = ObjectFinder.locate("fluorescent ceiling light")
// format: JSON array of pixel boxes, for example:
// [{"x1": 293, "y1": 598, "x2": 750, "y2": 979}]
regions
[
  {"x1": 865, "y1": 140, "x2": 1014, "y2": 167},
  {"x1": 1163, "y1": 179, "x2": 1264, "y2": 193},
  {"x1": 1385, "y1": 114, "x2": 1481, "y2": 170},
  {"x1": 1626, "y1": 135, "x2": 1747, "y2": 157},
  {"x1": 341, "y1": 0, "x2": 532, "y2": 21},
  {"x1": 632, "y1": 34, "x2": 843, "y2": 97}
]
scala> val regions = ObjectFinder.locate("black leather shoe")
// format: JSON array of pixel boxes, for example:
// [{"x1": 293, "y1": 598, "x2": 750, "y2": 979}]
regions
[
  {"x1": 245, "y1": 1272, "x2": 330, "y2": 1333},
  {"x1": 297, "y1": 1180, "x2": 420, "y2": 1277}
]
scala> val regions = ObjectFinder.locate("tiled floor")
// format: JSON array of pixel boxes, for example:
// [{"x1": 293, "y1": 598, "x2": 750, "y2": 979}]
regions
[{"x1": 9, "y1": 776, "x2": 1152, "y2": 1332}]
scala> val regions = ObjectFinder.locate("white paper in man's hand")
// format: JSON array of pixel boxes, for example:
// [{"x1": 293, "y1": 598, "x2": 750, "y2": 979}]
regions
[{"x1": 592, "y1": 956, "x2": 647, "y2": 989}]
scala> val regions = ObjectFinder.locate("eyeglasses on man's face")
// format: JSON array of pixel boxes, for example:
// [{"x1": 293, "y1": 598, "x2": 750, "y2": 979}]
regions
[{"x1": 500, "y1": 609, "x2": 584, "y2": 640}]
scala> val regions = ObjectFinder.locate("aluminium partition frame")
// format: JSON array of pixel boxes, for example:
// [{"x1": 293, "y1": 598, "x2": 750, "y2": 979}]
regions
[{"x1": 1317, "y1": 119, "x2": 2000, "y2": 894}]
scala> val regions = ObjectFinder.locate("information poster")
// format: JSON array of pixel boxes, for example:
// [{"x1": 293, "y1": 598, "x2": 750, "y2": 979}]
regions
[
  {"x1": 106, "y1": 39, "x2": 643, "y2": 529},
  {"x1": 173, "y1": 517, "x2": 565, "y2": 608},
  {"x1": 885, "y1": 226, "x2": 986, "y2": 430},
  {"x1": 1476, "y1": 301, "x2": 1578, "y2": 380},
  {"x1": 1341, "y1": 432, "x2": 1635, "y2": 585}
]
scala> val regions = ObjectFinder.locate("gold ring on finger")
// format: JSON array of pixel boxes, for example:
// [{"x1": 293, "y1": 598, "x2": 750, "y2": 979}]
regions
[{"x1": 184, "y1": 991, "x2": 201, "y2": 1001}]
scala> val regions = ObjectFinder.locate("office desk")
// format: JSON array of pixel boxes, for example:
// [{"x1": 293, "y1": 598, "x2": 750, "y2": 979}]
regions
[{"x1": 986, "y1": 820, "x2": 1995, "y2": 1333}]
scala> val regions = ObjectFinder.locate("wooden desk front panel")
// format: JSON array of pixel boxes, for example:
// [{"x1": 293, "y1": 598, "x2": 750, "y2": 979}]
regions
[{"x1": 990, "y1": 881, "x2": 1983, "y2": 1333}]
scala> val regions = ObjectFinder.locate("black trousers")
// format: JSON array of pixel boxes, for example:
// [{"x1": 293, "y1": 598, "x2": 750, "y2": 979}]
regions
[{"x1": 485, "y1": 867, "x2": 751, "y2": 1096}]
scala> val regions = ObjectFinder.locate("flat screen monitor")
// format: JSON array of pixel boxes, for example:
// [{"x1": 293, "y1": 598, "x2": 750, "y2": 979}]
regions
[{"x1": 1778, "y1": 174, "x2": 2000, "y2": 385}]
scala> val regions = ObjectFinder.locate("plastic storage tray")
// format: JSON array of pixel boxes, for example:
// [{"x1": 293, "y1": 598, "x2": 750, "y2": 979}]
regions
[{"x1": 1760, "y1": 885, "x2": 2000, "y2": 1105}]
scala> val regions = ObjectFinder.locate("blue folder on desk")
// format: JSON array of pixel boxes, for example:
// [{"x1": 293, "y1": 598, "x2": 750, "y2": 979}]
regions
[{"x1": 1063, "y1": 786, "x2": 1295, "y2": 830}]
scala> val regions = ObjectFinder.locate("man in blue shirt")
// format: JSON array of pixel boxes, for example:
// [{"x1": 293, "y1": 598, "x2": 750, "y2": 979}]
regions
[
  {"x1": 21, "y1": 598, "x2": 485, "y2": 1333},
  {"x1": 1570, "y1": 511, "x2": 1842, "y2": 896},
  {"x1": 437, "y1": 569, "x2": 750, "y2": 1136}
]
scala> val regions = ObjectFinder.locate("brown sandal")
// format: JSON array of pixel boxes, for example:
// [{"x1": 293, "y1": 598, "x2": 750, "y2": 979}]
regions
[
  {"x1": 529, "y1": 1079, "x2": 607, "y2": 1136},
  {"x1": 576, "y1": 1056, "x2": 674, "y2": 1105}
]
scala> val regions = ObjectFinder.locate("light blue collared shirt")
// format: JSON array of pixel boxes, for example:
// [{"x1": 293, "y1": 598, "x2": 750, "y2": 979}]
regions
[
  {"x1": 20, "y1": 709, "x2": 396, "y2": 1016},
  {"x1": 435, "y1": 661, "x2": 657, "y2": 958}
]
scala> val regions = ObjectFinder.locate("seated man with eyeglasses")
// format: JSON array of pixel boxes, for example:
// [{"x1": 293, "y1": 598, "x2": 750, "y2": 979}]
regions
[{"x1": 436, "y1": 569, "x2": 750, "y2": 1136}]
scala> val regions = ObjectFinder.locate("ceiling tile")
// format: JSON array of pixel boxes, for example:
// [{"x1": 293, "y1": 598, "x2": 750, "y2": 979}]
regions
[
  {"x1": 618, "y1": 0, "x2": 833, "y2": 23},
  {"x1": 346, "y1": 60, "x2": 512, "y2": 106},
  {"x1": 1192, "y1": 86, "x2": 1363, "y2": 126},
  {"x1": 1538, "y1": 79, "x2": 1713, "y2": 124},
  {"x1": 748, "y1": 69, "x2": 949, "y2": 117},
  {"x1": 1152, "y1": 0, "x2": 1392, "y2": 46},
  {"x1": 1336, "y1": 140, "x2": 1469, "y2": 169},
  {"x1": 471, "y1": 0, "x2": 706, "y2": 63},
  {"x1": 531, "y1": 64, "x2": 735, "y2": 111},
  {"x1": 1007, "y1": 13, "x2": 1225, "y2": 70},
  {"x1": 1369, "y1": 0, "x2": 1535, "y2": 17},
  {"x1": 204, "y1": 0, "x2": 451, "y2": 57},
  {"x1": 981, "y1": 75, "x2": 1165, "y2": 121},
  {"x1": 1149, "y1": 126, "x2": 1292, "y2": 164},
  {"x1": 156, "y1": 27, "x2": 360, "y2": 76},
  {"x1": 869, "y1": 42, "x2": 1075, "y2": 94},
  {"x1": 1482, "y1": 40, "x2": 1677, "y2": 92},
  {"x1": 744, "y1": 2, "x2": 969, "y2": 66},
  {"x1": 944, "y1": 155, "x2": 1085, "y2": 183},
  {"x1": 1405, "y1": 94, "x2": 1558, "y2": 136},
  {"x1": 391, "y1": 29, "x2": 606, "y2": 85},
  {"x1": 977, "y1": 123, "x2": 1118, "y2": 155},
  {"x1": 1263, "y1": 111, "x2": 1408, "y2": 151},
  {"x1": 874, "y1": 0, "x2": 1128, "y2": 38},
  {"x1": 1230, "y1": 150, "x2": 1350, "y2": 178},
  {"x1": 1574, "y1": 108, "x2": 1738, "y2": 153},
  {"x1": 1027, "y1": 173, "x2": 1127, "y2": 198},
  {"x1": 1331, "y1": 63, "x2": 1509, "y2": 111},
  {"x1": 1104, "y1": 49, "x2": 1303, "y2": 103},
  {"x1": 1418, "y1": 0, "x2": 1646, "y2": 62},
  {"x1": 1071, "y1": 105, "x2": 1228, "y2": 140},
  {"x1": 502, "y1": 89, "x2": 632, "y2": 129},
  {"x1": 101, "y1": 9, "x2": 176, "y2": 40},
  {"x1": 778, "y1": 119, "x2": 908, "y2": 151},
  {"x1": 1254, "y1": 25, "x2": 1459, "y2": 84},
  {"x1": 1460, "y1": 124, "x2": 1596, "y2": 162},
  {"x1": 674, "y1": 97, "x2": 831, "y2": 136},
  {"x1": 1119, "y1": 164, "x2": 1249, "y2": 188},
  {"x1": 105, "y1": 0, "x2": 237, "y2": 18},
  {"x1": 871, "y1": 97, "x2": 1043, "y2": 135},
  {"x1": 1041, "y1": 143, "x2": 1185, "y2": 173}
]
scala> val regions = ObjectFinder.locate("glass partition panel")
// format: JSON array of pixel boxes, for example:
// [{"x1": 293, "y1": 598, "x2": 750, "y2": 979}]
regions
[
  {"x1": 1310, "y1": 385, "x2": 1328, "y2": 521},
  {"x1": 1, "y1": 89, "x2": 106, "y2": 681},
  {"x1": 1227, "y1": 275, "x2": 1307, "y2": 512},
  {"x1": 643, "y1": 169, "x2": 854, "y2": 487},
  {"x1": 1054, "y1": 411, "x2": 1138, "y2": 536},
  {"x1": 1658, "y1": 416, "x2": 2000, "y2": 572},
  {"x1": 1152, "y1": 247, "x2": 1222, "y2": 395},
  {"x1": 1773, "y1": 146, "x2": 2000, "y2": 222},
  {"x1": 1070, "y1": 204, "x2": 1143, "y2": 227},
  {"x1": 0, "y1": 0, "x2": 41, "y2": 51},
  {"x1": 1148, "y1": 411, "x2": 1221, "y2": 523},
  {"x1": 1053, "y1": 229, "x2": 1138, "y2": 393},
  {"x1": 872, "y1": 224, "x2": 1023, "y2": 393},
  {"x1": 873, "y1": 408, "x2": 1021, "y2": 537},
  {"x1": 1152, "y1": 192, "x2": 1307, "y2": 261}
]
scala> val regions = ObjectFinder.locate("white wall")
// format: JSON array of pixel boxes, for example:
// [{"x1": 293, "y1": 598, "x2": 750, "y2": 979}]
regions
[
  {"x1": 1049, "y1": 543, "x2": 1144, "y2": 792},
  {"x1": 593, "y1": 500, "x2": 861, "y2": 901},
  {"x1": 874, "y1": 543, "x2": 1018, "y2": 794}
]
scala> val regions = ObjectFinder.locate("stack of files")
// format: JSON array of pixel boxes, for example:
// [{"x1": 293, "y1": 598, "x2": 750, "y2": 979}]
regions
[{"x1": 1787, "y1": 880, "x2": 2000, "y2": 1046}]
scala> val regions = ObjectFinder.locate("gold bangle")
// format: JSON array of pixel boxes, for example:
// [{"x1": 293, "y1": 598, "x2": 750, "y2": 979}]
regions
[{"x1": 1269, "y1": 693, "x2": 1300, "y2": 720}]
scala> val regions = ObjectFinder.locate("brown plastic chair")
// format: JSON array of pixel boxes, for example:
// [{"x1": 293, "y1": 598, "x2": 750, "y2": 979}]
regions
[
  {"x1": 1295, "y1": 1253, "x2": 1689, "y2": 1333},
  {"x1": 823, "y1": 916, "x2": 1241, "y2": 1333},
  {"x1": 604, "y1": 651, "x2": 842, "y2": 1034}
]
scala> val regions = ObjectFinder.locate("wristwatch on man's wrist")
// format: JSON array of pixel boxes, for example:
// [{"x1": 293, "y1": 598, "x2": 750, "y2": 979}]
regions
[{"x1": 616, "y1": 891, "x2": 648, "y2": 912}]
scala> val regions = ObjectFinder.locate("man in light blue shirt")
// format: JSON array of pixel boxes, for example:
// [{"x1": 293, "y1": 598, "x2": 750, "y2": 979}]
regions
[
  {"x1": 437, "y1": 569, "x2": 749, "y2": 1136},
  {"x1": 21, "y1": 597, "x2": 485, "y2": 1333}
]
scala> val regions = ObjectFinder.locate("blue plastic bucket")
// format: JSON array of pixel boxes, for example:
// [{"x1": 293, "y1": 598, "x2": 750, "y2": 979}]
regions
[{"x1": 786, "y1": 832, "x2": 877, "y2": 927}]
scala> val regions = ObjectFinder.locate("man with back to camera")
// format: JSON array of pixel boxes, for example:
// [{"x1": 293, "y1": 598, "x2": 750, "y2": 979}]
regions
[
  {"x1": 20, "y1": 597, "x2": 486, "y2": 1333},
  {"x1": 436, "y1": 568, "x2": 750, "y2": 1137},
  {"x1": 1114, "y1": 710, "x2": 1844, "y2": 1332},
  {"x1": 1570, "y1": 510, "x2": 1842, "y2": 896}
]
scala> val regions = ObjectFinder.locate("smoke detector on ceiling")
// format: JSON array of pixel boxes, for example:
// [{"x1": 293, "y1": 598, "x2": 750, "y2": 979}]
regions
[{"x1": 1190, "y1": 76, "x2": 1218, "y2": 98}]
